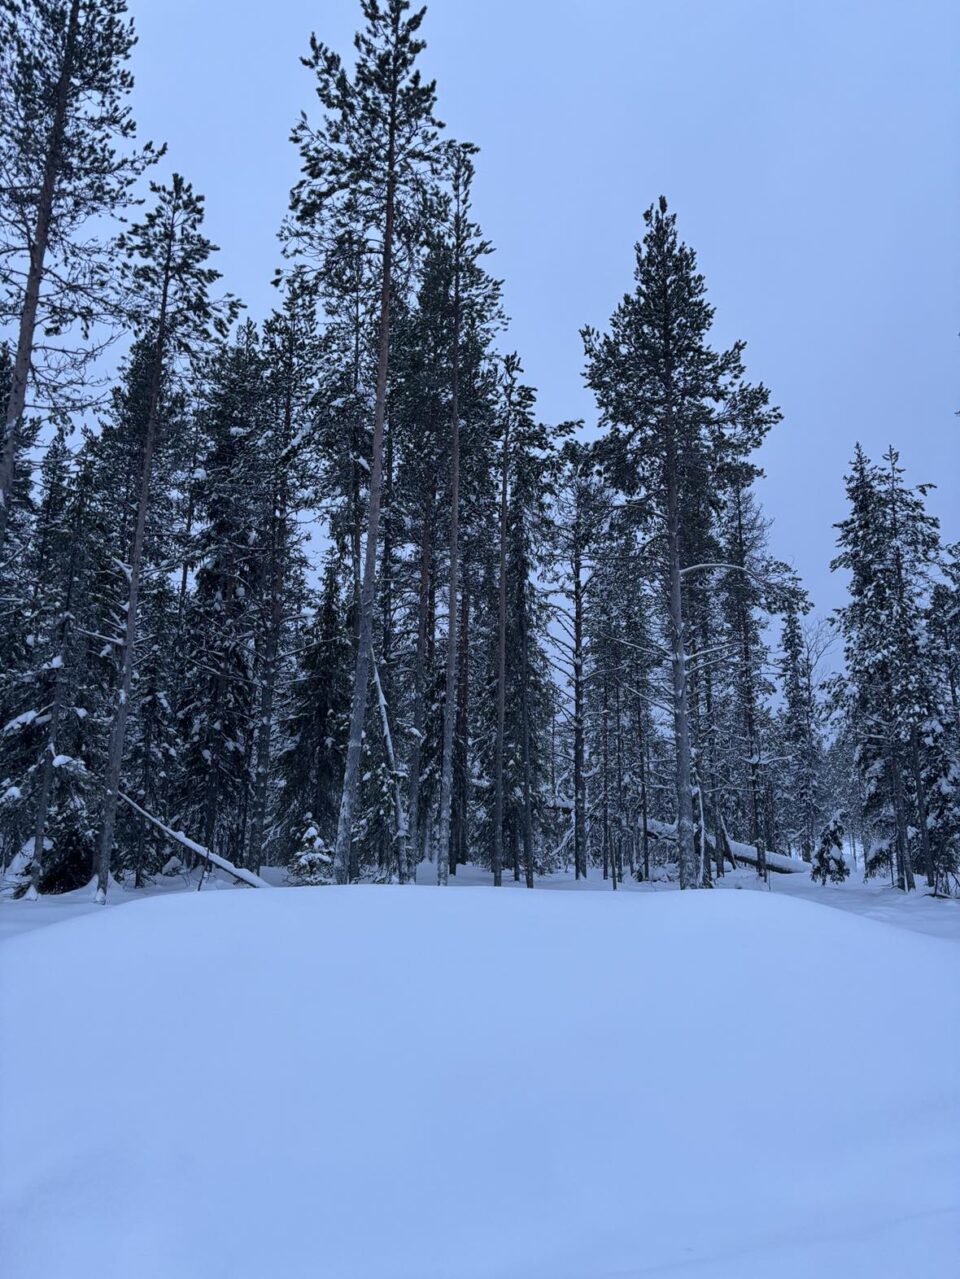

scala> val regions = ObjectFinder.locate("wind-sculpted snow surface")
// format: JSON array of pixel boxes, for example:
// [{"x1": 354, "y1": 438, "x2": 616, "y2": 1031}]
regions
[{"x1": 1, "y1": 888, "x2": 958, "y2": 1277}]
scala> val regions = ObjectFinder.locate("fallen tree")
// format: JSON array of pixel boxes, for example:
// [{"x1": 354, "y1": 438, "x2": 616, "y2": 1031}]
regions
[
  {"x1": 642, "y1": 817, "x2": 806, "y2": 875},
  {"x1": 117, "y1": 793, "x2": 272, "y2": 891}
]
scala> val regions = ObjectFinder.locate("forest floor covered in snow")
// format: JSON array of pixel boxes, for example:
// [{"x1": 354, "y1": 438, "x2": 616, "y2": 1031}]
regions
[{"x1": 1, "y1": 873, "x2": 958, "y2": 1277}]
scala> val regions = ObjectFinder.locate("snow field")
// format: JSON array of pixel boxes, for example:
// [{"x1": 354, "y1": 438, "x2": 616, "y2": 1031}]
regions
[{"x1": 1, "y1": 885, "x2": 958, "y2": 1277}]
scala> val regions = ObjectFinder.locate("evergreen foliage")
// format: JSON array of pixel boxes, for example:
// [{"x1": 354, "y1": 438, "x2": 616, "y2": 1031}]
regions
[{"x1": 0, "y1": 0, "x2": 955, "y2": 906}]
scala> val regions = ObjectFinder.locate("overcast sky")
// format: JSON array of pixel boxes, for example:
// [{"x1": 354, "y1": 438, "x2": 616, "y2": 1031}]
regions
[{"x1": 130, "y1": 0, "x2": 958, "y2": 617}]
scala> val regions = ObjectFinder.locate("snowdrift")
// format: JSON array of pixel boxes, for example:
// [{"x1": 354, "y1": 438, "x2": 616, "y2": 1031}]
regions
[{"x1": 1, "y1": 887, "x2": 958, "y2": 1277}]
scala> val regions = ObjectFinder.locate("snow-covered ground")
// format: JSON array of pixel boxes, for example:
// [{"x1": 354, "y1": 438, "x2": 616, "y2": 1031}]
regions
[{"x1": 1, "y1": 877, "x2": 958, "y2": 1277}]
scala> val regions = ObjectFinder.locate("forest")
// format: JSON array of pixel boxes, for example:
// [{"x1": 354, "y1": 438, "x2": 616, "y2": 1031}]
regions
[{"x1": 1, "y1": 0, "x2": 958, "y2": 904}]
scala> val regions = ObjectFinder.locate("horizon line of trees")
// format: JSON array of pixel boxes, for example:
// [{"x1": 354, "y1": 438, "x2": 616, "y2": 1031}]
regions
[{"x1": 1, "y1": 0, "x2": 957, "y2": 901}]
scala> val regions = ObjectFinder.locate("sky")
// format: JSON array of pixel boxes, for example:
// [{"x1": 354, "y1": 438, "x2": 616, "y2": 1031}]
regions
[{"x1": 129, "y1": 0, "x2": 958, "y2": 618}]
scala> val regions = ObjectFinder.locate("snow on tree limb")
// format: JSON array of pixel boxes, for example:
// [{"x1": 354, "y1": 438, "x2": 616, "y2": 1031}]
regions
[{"x1": 117, "y1": 792, "x2": 271, "y2": 889}]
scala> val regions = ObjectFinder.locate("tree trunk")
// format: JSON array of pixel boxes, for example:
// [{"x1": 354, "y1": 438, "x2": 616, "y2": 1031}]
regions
[
  {"x1": 665, "y1": 462, "x2": 697, "y2": 888},
  {"x1": 406, "y1": 487, "x2": 434, "y2": 865},
  {"x1": 888, "y1": 747, "x2": 916, "y2": 892},
  {"x1": 27, "y1": 483, "x2": 86, "y2": 895},
  {"x1": 639, "y1": 712, "x2": 650, "y2": 882},
  {"x1": 572, "y1": 541, "x2": 586, "y2": 879},
  {"x1": 94, "y1": 197, "x2": 175, "y2": 901},
  {"x1": 909, "y1": 728, "x2": 936, "y2": 889},
  {"x1": 245, "y1": 360, "x2": 293, "y2": 873},
  {"x1": 333, "y1": 91, "x2": 398, "y2": 884},
  {"x1": 371, "y1": 652, "x2": 409, "y2": 882},
  {"x1": 0, "y1": 0, "x2": 81, "y2": 548},
  {"x1": 175, "y1": 410, "x2": 202, "y2": 639},
  {"x1": 492, "y1": 409, "x2": 511, "y2": 888},
  {"x1": 519, "y1": 575, "x2": 535, "y2": 890},
  {"x1": 452, "y1": 561, "x2": 471, "y2": 875},
  {"x1": 436, "y1": 208, "x2": 463, "y2": 886}
]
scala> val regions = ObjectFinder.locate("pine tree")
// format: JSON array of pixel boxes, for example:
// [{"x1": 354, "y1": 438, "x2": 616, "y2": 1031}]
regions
[
  {"x1": 278, "y1": 557, "x2": 352, "y2": 863},
  {"x1": 833, "y1": 446, "x2": 941, "y2": 890},
  {"x1": 433, "y1": 143, "x2": 501, "y2": 884},
  {"x1": 486, "y1": 356, "x2": 557, "y2": 887},
  {"x1": 175, "y1": 324, "x2": 264, "y2": 872},
  {"x1": 286, "y1": 0, "x2": 443, "y2": 882},
  {"x1": 929, "y1": 543, "x2": 960, "y2": 731},
  {"x1": 583, "y1": 198, "x2": 780, "y2": 887},
  {"x1": 1, "y1": 441, "x2": 106, "y2": 893},
  {"x1": 238, "y1": 286, "x2": 318, "y2": 873},
  {"x1": 777, "y1": 592, "x2": 825, "y2": 862},
  {"x1": 552, "y1": 440, "x2": 609, "y2": 880},
  {"x1": 93, "y1": 174, "x2": 238, "y2": 900},
  {"x1": 0, "y1": 0, "x2": 159, "y2": 545}
]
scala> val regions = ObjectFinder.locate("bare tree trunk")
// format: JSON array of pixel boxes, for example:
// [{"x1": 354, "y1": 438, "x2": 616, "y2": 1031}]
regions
[
  {"x1": 732, "y1": 487, "x2": 766, "y2": 882},
  {"x1": 406, "y1": 488, "x2": 434, "y2": 865},
  {"x1": 27, "y1": 483, "x2": 86, "y2": 896},
  {"x1": 436, "y1": 204, "x2": 463, "y2": 885},
  {"x1": 333, "y1": 98, "x2": 398, "y2": 884},
  {"x1": 0, "y1": 0, "x2": 81, "y2": 548},
  {"x1": 909, "y1": 729, "x2": 935, "y2": 888},
  {"x1": 601, "y1": 675, "x2": 610, "y2": 881},
  {"x1": 176, "y1": 409, "x2": 202, "y2": 638},
  {"x1": 245, "y1": 399, "x2": 291, "y2": 873},
  {"x1": 665, "y1": 462, "x2": 697, "y2": 888},
  {"x1": 94, "y1": 197, "x2": 176, "y2": 901},
  {"x1": 572, "y1": 540, "x2": 586, "y2": 879},
  {"x1": 27, "y1": 660, "x2": 68, "y2": 898},
  {"x1": 519, "y1": 577, "x2": 535, "y2": 889},
  {"x1": 371, "y1": 652, "x2": 409, "y2": 881},
  {"x1": 889, "y1": 747, "x2": 916, "y2": 892},
  {"x1": 615, "y1": 678, "x2": 625, "y2": 885},
  {"x1": 640, "y1": 732, "x2": 650, "y2": 882},
  {"x1": 492, "y1": 406, "x2": 511, "y2": 888},
  {"x1": 196, "y1": 577, "x2": 236, "y2": 875},
  {"x1": 452, "y1": 562, "x2": 471, "y2": 876}
]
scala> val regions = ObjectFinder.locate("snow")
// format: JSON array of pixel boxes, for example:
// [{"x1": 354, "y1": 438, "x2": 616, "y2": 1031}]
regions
[
  {"x1": 116, "y1": 791, "x2": 272, "y2": 890},
  {"x1": 2, "y1": 708, "x2": 41, "y2": 734},
  {"x1": 1, "y1": 881, "x2": 958, "y2": 1277}
]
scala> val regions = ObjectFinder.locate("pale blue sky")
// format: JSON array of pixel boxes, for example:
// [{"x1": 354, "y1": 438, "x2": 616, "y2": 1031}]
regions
[{"x1": 131, "y1": 0, "x2": 958, "y2": 615}]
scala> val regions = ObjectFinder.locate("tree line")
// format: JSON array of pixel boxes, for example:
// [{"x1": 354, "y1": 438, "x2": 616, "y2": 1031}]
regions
[{"x1": 1, "y1": 0, "x2": 958, "y2": 900}]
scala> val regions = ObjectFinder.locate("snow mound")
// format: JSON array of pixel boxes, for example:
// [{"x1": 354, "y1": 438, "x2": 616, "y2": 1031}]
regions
[{"x1": 2, "y1": 887, "x2": 958, "y2": 1278}]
